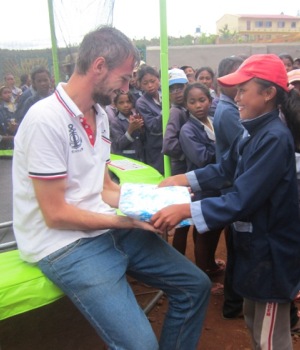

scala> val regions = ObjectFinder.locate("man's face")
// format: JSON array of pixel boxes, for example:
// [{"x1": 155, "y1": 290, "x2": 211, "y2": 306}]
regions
[{"x1": 92, "y1": 57, "x2": 135, "y2": 106}]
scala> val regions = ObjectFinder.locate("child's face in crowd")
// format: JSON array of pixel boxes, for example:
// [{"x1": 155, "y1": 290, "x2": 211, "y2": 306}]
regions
[
  {"x1": 235, "y1": 79, "x2": 275, "y2": 120},
  {"x1": 4, "y1": 75, "x2": 15, "y2": 88},
  {"x1": 184, "y1": 68, "x2": 195, "y2": 82},
  {"x1": 197, "y1": 70, "x2": 213, "y2": 89},
  {"x1": 291, "y1": 81, "x2": 300, "y2": 93},
  {"x1": 140, "y1": 73, "x2": 160, "y2": 96},
  {"x1": 33, "y1": 72, "x2": 51, "y2": 97},
  {"x1": 129, "y1": 71, "x2": 138, "y2": 88},
  {"x1": 115, "y1": 94, "x2": 133, "y2": 117},
  {"x1": 186, "y1": 87, "x2": 211, "y2": 121},
  {"x1": 1, "y1": 87, "x2": 12, "y2": 102},
  {"x1": 169, "y1": 84, "x2": 185, "y2": 105},
  {"x1": 281, "y1": 58, "x2": 293, "y2": 72}
]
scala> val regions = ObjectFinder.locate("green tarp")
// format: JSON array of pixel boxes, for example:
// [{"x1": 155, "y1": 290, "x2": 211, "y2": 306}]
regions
[{"x1": 0, "y1": 155, "x2": 164, "y2": 320}]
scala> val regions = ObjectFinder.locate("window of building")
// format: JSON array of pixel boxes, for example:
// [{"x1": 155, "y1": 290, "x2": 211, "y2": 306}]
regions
[
  {"x1": 255, "y1": 21, "x2": 263, "y2": 28},
  {"x1": 265, "y1": 21, "x2": 272, "y2": 28},
  {"x1": 291, "y1": 22, "x2": 296, "y2": 28},
  {"x1": 278, "y1": 21, "x2": 285, "y2": 28}
]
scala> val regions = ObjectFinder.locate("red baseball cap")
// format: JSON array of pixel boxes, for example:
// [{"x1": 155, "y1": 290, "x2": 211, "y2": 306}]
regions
[{"x1": 218, "y1": 54, "x2": 289, "y2": 92}]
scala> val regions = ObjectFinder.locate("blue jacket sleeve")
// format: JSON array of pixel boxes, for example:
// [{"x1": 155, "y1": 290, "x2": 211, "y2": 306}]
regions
[
  {"x1": 162, "y1": 107, "x2": 186, "y2": 159},
  {"x1": 135, "y1": 96, "x2": 162, "y2": 134},
  {"x1": 191, "y1": 131, "x2": 291, "y2": 232},
  {"x1": 179, "y1": 123, "x2": 215, "y2": 169}
]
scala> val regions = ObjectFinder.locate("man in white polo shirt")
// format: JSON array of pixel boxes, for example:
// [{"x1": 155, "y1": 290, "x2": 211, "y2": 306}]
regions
[{"x1": 12, "y1": 27, "x2": 210, "y2": 350}]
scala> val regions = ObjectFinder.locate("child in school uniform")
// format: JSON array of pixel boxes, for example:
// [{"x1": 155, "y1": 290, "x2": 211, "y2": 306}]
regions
[
  {"x1": 179, "y1": 82, "x2": 224, "y2": 293},
  {"x1": 135, "y1": 65, "x2": 164, "y2": 174},
  {"x1": 110, "y1": 91, "x2": 145, "y2": 162},
  {"x1": 162, "y1": 68, "x2": 190, "y2": 254},
  {"x1": 151, "y1": 54, "x2": 300, "y2": 350}
]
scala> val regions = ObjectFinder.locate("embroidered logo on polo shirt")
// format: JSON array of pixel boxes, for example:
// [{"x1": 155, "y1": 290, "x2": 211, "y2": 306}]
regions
[{"x1": 68, "y1": 124, "x2": 83, "y2": 152}]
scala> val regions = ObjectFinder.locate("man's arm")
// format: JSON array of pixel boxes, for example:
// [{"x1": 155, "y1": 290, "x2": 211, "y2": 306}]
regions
[
  {"x1": 102, "y1": 166, "x2": 121, "y2": 208},
  {"x1": 32, "y1": 167, "x2": 156, "y2": 232}
]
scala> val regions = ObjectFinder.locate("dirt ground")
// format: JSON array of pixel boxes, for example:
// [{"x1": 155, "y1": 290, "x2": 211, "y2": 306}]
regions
[{"x1": 1, "y1": 231, "x2": 300, "y2": 350}]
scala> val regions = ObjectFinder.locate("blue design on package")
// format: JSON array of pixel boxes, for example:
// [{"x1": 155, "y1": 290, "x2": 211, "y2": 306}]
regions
[{"x1": 119, "y1": 183, "x2": 193, "y2": 227}]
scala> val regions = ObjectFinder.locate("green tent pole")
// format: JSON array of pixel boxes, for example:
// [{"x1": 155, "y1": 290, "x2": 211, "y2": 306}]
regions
[
  {"x1": 159, "y1": 0, "x2": 171, "y2": 178},
  {"x1": 47, "y1": 0, "x2": 60, "y2": 84}
]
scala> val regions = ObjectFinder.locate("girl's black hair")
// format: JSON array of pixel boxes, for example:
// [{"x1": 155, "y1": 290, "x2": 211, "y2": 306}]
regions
[
  {"x1": 113, "y1": 90, "x2": 135, "y2": 106},
  {"x1": 137, "y1": 65, "x2": 160, "y2": 82},
  {"x1": 183, "y1": 82, "x2": 212, "y2": 105},
  {"x1": 195, "y1": 66, "x2": 215, "y2": 80},
  {"x1": 278, "y1": 53, "x2": 294, "y2": 65},
  {"x1": 217, "y1": 56, "x2": 244, "y2": 78},
  {"x1": 281, "y1": 89, "x2": 300, "y2": 152},
  {"x1": 255, "y1": 78, "x2": 300, "y2": 152}
]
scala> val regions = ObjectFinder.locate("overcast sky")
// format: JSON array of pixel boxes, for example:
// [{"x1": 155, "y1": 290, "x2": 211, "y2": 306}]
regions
[{"x1": 0, "y1": 0, "x2": 299, "y2": 49}]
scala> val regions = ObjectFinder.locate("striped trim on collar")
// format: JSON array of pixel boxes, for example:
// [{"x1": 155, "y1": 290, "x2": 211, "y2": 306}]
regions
[{"x1": 54, "y1": 89, "x2": 77, "y2": 118}]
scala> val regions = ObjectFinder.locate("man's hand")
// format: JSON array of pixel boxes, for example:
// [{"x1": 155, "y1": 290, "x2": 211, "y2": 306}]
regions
[{"x1": 132, "y1": 219, "x2": 163, "y2": 234}]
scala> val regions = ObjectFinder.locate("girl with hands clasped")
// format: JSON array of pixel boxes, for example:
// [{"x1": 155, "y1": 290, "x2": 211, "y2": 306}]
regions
[{"x1": 110, "y1": 91, "x2": 145, "y2": 162}]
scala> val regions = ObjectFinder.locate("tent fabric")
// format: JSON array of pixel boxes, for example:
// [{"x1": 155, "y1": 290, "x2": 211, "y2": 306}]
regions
[
  {"x1": 108, "y1": 154, "x2": 164, "y2": 185},
  {"x1": 0, "y1": 150, "x2": 13, "y2": 157},
  {"x1": 0, "y1": 250, "x2": 64, "y2": 320}
]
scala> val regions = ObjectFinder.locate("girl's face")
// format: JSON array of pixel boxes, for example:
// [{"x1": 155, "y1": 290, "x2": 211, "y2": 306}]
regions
[
  {"x1": 139, "y1": 73, "x2": 160, "y2": 96},
  {"x1": 115, "y1": 94, "x2": 133, "y2": 117},
  {"x1": 235, "y1": 79, "x2": 275, "y2": 120},
  {"x1": 197, "y1": 70, "x2": 213, "y2": 89},
  {"x1": 184, "y1": 68, "x2": 195, "y2": 82},
  {"x1": 1, "y1": 87, "x2": 12, "y2": 102},
  {"x1": 281, "y1": 58, "x2": 293, "y2": 72},
  {"x1": 186, "y1": 87, "x2": 211, "y2": 121}
]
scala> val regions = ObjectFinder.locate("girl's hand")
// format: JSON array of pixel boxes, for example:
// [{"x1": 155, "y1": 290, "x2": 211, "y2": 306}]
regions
[
  {"x1": 150, "y1": 203, "x2": 191, "y2": 232},
  {"x1": 158, "y1": 174, "x2": 189, "y2": 188},
  {"x1": 7, "y1": 119, "x2": 19, "y2": 135},
  {"x1": 128, "y1": 114, "x2": 144, "y2": 134}
]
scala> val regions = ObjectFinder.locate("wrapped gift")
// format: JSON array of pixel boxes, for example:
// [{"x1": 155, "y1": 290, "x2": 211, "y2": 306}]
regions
[{"x1": 119, "y1": 183, "x2": 193, "y2": 227}]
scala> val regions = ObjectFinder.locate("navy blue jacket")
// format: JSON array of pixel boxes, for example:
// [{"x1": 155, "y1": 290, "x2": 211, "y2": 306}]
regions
[
  {"x1": 213, "y1": 93, "x2": 244, "y2": 163},
  {"x1": 162, "y1": 105, "x2": 188, "y2": 175},
  {"x1": 180, "y1": 115, "x2": 219, "y2": 200},
  {"x1": 135, "y1": 93, "x2": 164, "y2": 174},
  {"x1": 179, "y1": 116, "x2": 216, "y2": 172},
  {"x1": 189, "y1": 110, "x2": 300, "y2": 302},
  {"x1": 110, "y1": 112, "x2": 145, "y2": 162}
]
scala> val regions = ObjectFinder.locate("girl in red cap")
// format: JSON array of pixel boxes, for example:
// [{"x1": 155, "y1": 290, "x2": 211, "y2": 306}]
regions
[{"x1": 151, "y1": 54, "x2": 300, "y2": 350}]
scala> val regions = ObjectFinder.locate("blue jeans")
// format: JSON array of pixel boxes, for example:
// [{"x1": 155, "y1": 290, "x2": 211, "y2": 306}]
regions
[{"x1": 38, "y1": 229, "x2": 211, "y2": 350}]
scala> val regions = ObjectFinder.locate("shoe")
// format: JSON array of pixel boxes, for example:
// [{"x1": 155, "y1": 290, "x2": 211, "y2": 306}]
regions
[
  {"x1": 222, "y1": 312, "x2": 243, "y2": 320},
  {"x1": 205, "y1": 259, "x2": 226, "y2": 278},
  {"x1": 222, "y1": 308, "x2": 243, "y2": 320}
]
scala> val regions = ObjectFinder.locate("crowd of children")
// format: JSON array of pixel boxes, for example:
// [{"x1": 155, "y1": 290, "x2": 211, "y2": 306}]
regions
[{"x1": 0, "y1": 67, "x2": 53, "y2": 152}]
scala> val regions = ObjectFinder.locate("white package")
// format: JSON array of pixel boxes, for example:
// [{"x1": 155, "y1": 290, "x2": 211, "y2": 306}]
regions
[{"x1": 119, "y1": 183, "x2": 193, "y2": 227}]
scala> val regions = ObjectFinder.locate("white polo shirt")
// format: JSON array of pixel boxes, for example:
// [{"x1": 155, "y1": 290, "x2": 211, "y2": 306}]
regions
[{"x1": 13, "y1": 83, "x2": 115, "y2": 263}]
